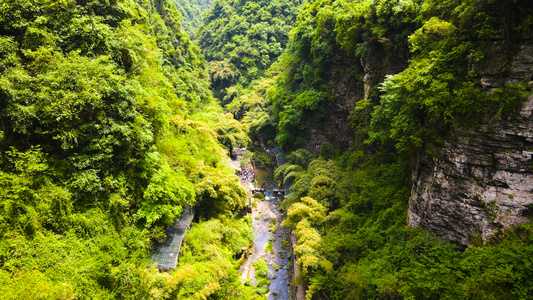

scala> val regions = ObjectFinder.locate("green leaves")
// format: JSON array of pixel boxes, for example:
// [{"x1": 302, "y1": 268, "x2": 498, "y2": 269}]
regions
[
  {"x1": 0, "y1": 0, "x2": 252, "y2": 297},
  {"x1": 277, "y1": 104, "x2": 307, "y2": 148},
  {"x1": 268, "y1": 0, "x2": 418, "y2": 149},
  {"x1": 197, "y1": 0, "x2": 303, "y2": 102},
  {"x1": 228, "y1": 0, "x2": 532, "y2": 299},
  {"x1": 367, "y1": 3, "x2": 529, "y2": 155},
  {"x1": 169, "y1": 0, "x2": 214, "y2": 39},
  {"x1": 194, "y1": 167, "x2": 248, "y2": 218},
  {"x1": 0, "y1": 269, "x2": 77, "y2": 300},
  {"x1": 294, "y1": 218, "x2": 330, "y2": 275},
  {"x1": 137, "y1": 164, "x2": 194, "y2": 228},
  {"x1": 152, "y1": 217, "x2": 259, "y2": 299},
  {"x1": 408, "y1": 17, "x2": 456, "y2": 53},
  {"x1": 294, "y1": 89, "x2": 330, "y2": 111},
  {"x1": 283, "y1": 196, "x2": 327, "y2": 230}
]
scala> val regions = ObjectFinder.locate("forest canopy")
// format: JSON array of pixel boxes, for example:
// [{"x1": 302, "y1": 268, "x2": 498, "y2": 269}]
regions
[
  {"x1": 196, "y1": 0, "x2": 303, "y2": 104},
  {"x1": 212, "y1": 0, "x2": 533, "y2": 299},
  {"x1": 1, "y1": 0, "x2": 533, "y2": 299},
  {"x1": 170, "y1": 0, "x2": 214, "y2": 39},
  {"x1": 0, "y1": 0, "x2": 253, "y2": 298}
]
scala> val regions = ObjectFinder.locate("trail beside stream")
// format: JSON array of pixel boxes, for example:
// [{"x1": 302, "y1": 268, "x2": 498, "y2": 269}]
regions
[{"x1": 229, "y1": 159, "x2": 291, "y2": 299}]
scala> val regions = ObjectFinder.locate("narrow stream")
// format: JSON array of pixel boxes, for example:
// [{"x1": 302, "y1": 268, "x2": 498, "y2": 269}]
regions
[{"x1": 234, "y1": 161, "x2": 291, "y2": 299}]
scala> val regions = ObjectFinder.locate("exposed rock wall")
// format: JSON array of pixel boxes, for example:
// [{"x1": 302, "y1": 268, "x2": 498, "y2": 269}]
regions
[
  {"x1": 409, "y1": 41, "x2": 533, "y2": 245},
  {"x1": 409, "y1": 96, "x2": 533, "y2": 245},
  {"x1": 304, "y1": 50, "x2": 408, "y2": 155},
  {"x1": 303, "y1": 60, "x2": 360, "y2": 154}
]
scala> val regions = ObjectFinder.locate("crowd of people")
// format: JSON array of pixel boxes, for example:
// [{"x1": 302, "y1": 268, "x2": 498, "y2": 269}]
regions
[{"x1": 238, "y1": 169, "x2": 255, "y2": 182}]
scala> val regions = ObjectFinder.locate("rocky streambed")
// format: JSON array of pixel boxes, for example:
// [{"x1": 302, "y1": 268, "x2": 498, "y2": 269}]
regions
[{"x1": 235, "y1": 163, "x2": 292, "y2": 299}]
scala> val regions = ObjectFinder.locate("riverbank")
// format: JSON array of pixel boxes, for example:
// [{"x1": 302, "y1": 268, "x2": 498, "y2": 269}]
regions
[{"x1": 229, "y1": 157, "x2": 291, "y2": 299}]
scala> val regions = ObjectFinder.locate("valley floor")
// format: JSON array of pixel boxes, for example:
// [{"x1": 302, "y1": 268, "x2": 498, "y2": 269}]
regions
[{"x1": 230, "y1": 159, "x2": 292, "y2": 299}]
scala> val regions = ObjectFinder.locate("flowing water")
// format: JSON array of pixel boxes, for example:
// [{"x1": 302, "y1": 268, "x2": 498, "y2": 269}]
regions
[{"x1": 237, "y1": 163, "x2": 292, "y2": 299}]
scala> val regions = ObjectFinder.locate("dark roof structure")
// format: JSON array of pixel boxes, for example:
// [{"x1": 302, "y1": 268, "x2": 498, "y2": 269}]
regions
[{"x1": 151, "y1": 205, "x2": 194, "y2": 270}]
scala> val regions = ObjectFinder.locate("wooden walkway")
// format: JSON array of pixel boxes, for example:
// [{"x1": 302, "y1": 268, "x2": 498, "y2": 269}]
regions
[{"x1": 251, "y1": 187, "x2": 265, "y2": 193}]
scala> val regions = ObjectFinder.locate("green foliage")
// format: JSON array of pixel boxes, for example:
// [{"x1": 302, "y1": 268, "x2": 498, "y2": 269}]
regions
[
  {"x1": 279, "y1": 159, "x2": 345, "y2": 210},
  {"x1": 169, "y1": 0, "x2": 214, "y2": 39},
  {"x1": 294, "y1": 218, "x2": 332, "y2": 278},
  {"x1": 264, "y1": 0, "x2": 530, "y2": 154},
  {"x1": 230, "y1": 0, "x2": 532, "y2": 299},
  {"x1": 278, "y1": 146, "x2": 533, "y2": 299},
  {"x1": 277, "y1": 104, "x2": 306, "y2": 148},
  {"x1": 196, "y1": 0, "x2": 303, "y2": 104},
  {"x1": 195, "y1": 167, "x2": 248, "y2": 218},
  {"x1": 217, "y1": 0, "x2": 532, "y2": 298},
  {"x1": 269, "y1": 218, "x2": 277, "y2": 233},
  {"x1": 265, "y1": 238, "x2": 274, "y2": 253},
  {"x1": 278, "y1": 148, "x2": 532, "y2": 299},
  {"x1": 287, "y1": 148, "x2": 314, "y2": 168},
  {"x1": 0, "y1": 0, "x2": 251, "y2": 297},
  {"x1": 2, "y1": 0, "x2": 531, "y2": 298},
  {"x1": 282, "y1": 197, "x2": 327, "y2": 230},
  {"x1": 137, "y1": 163, "x2": 194, "y2": 228},
  {"x1": 260, "y1": 0, "x2": 423, "y2": 149},
  {"x1": 0, "y1": 268, "x2": 77, "y2": 300},
  {"x1": 367, "y1": 0, "x2": 531, "y2": 155},
  {"x1": 239, "y1": 150, "x2": 254, "y2": 169},
  {"x1": 253, "y1": 258, "x2": 270, "y2": 295},
  {"x1": 234, "y1": 77, "x2": 278, "y2": 143},
  {"x1": 110, "y1": 217, "x2": 259, "y2": 299},
  {"x1": 253, "y1": 150, "x2": 274, "y2": 167}
]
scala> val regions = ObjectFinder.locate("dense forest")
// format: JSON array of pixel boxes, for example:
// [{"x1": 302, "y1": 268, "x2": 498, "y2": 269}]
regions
[
  {"x1": 250, "y1": 0, "x2": 533, "y2": 299},
  {"x1": 0, "y1": 0, "x2": 259, "y2": 298},
  {"x1": 1, "y1": 0, "x2": 533, "y2": 299},
  {"x1": 196, "y1": 0, "x2": 303, "y2": 104},
  {"x1": 171, "y1": 0, "x2": 213, "y2": 38}
]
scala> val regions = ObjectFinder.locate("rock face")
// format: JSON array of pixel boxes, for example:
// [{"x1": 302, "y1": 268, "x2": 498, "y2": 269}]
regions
[
  {"x1": 409, "y1": 40, "x2": 533, "y2": 245},
  {"x1": 304, "y1": 50, "x2": 408, "y2": 155},
  {"x1": 407, "y1": 37, "x2": 533, "y2": 245},
  {"x1": 478, "y1": 39, "x2": 533, "y2": 89},
  {"x1": 409, "y1": 96, "x2": 533, "y2": 245},
  {"x1": 303, "y1": 58, "x2": 360, "y2": 154},
  {"x1": 309, "y1": 32, "x2": 533, "y2": 245}
]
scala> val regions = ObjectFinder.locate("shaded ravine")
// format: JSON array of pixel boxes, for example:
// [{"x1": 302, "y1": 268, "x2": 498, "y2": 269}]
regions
[{"x1": 234, "y1": 160, "x2": 291, "y2": 299}]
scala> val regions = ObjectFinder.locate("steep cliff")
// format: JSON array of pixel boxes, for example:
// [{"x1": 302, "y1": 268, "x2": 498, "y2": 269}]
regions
[
  {"x1": 303, "y1": 57, "x2": 360, "y2": 152},
  {"x1": 275, "y1": 0, "x2": 533, "y2": 246},
  {"x1": 303, "y1": 53, "x2": 410, "y2": 154},
  {"x1": 273, "y1": 0, "x2": 417, "y2": 153},
  {"x1": 260, "y1": 1, "x2": 533, "y2": 298},
  {"x1": 409, "y1": 40, "x2": 533, "y2": 245}
]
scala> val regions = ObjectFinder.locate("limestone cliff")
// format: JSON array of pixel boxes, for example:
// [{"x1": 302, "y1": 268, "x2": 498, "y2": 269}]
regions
[
  {"x1": 409, "y1": 40, "x2": 533, "y2": 245},
  {"x1": 304, "y1": 50, "x2": 408, "y2": 154}
]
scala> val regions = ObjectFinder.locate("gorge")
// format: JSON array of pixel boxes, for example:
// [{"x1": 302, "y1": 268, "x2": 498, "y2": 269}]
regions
[{"x1": 0, "y1": 0, "x2": 532, "y2": 299}]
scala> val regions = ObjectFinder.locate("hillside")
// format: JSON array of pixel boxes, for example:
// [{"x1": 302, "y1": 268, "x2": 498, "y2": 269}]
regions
[
  {"x1": 1, "y1": 0, "x2": 533, "y2": 299},
  {"x1": 170, "y1": 0, "x2": 214, "y2": 38},
  {"x1": 0, "y1": 0, "x2": 257, "y2": 298},
  {"x1": 196, "y1": 0, "x2": 303, "y2": 104},
  {"x1": 217, "y1": 0, "x2": 533, "y2": 298}
]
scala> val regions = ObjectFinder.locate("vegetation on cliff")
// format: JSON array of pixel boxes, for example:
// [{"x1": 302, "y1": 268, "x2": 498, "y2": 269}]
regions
[
  {"x1": 231, "y1": 0, "x2": 533, "y2": 298},
  {"x1": 170, "y1": 0, "x2": 214, "y2": 39},
  {"x1": 2, "y1": 0, "x2": 533, "y2": 299}
]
